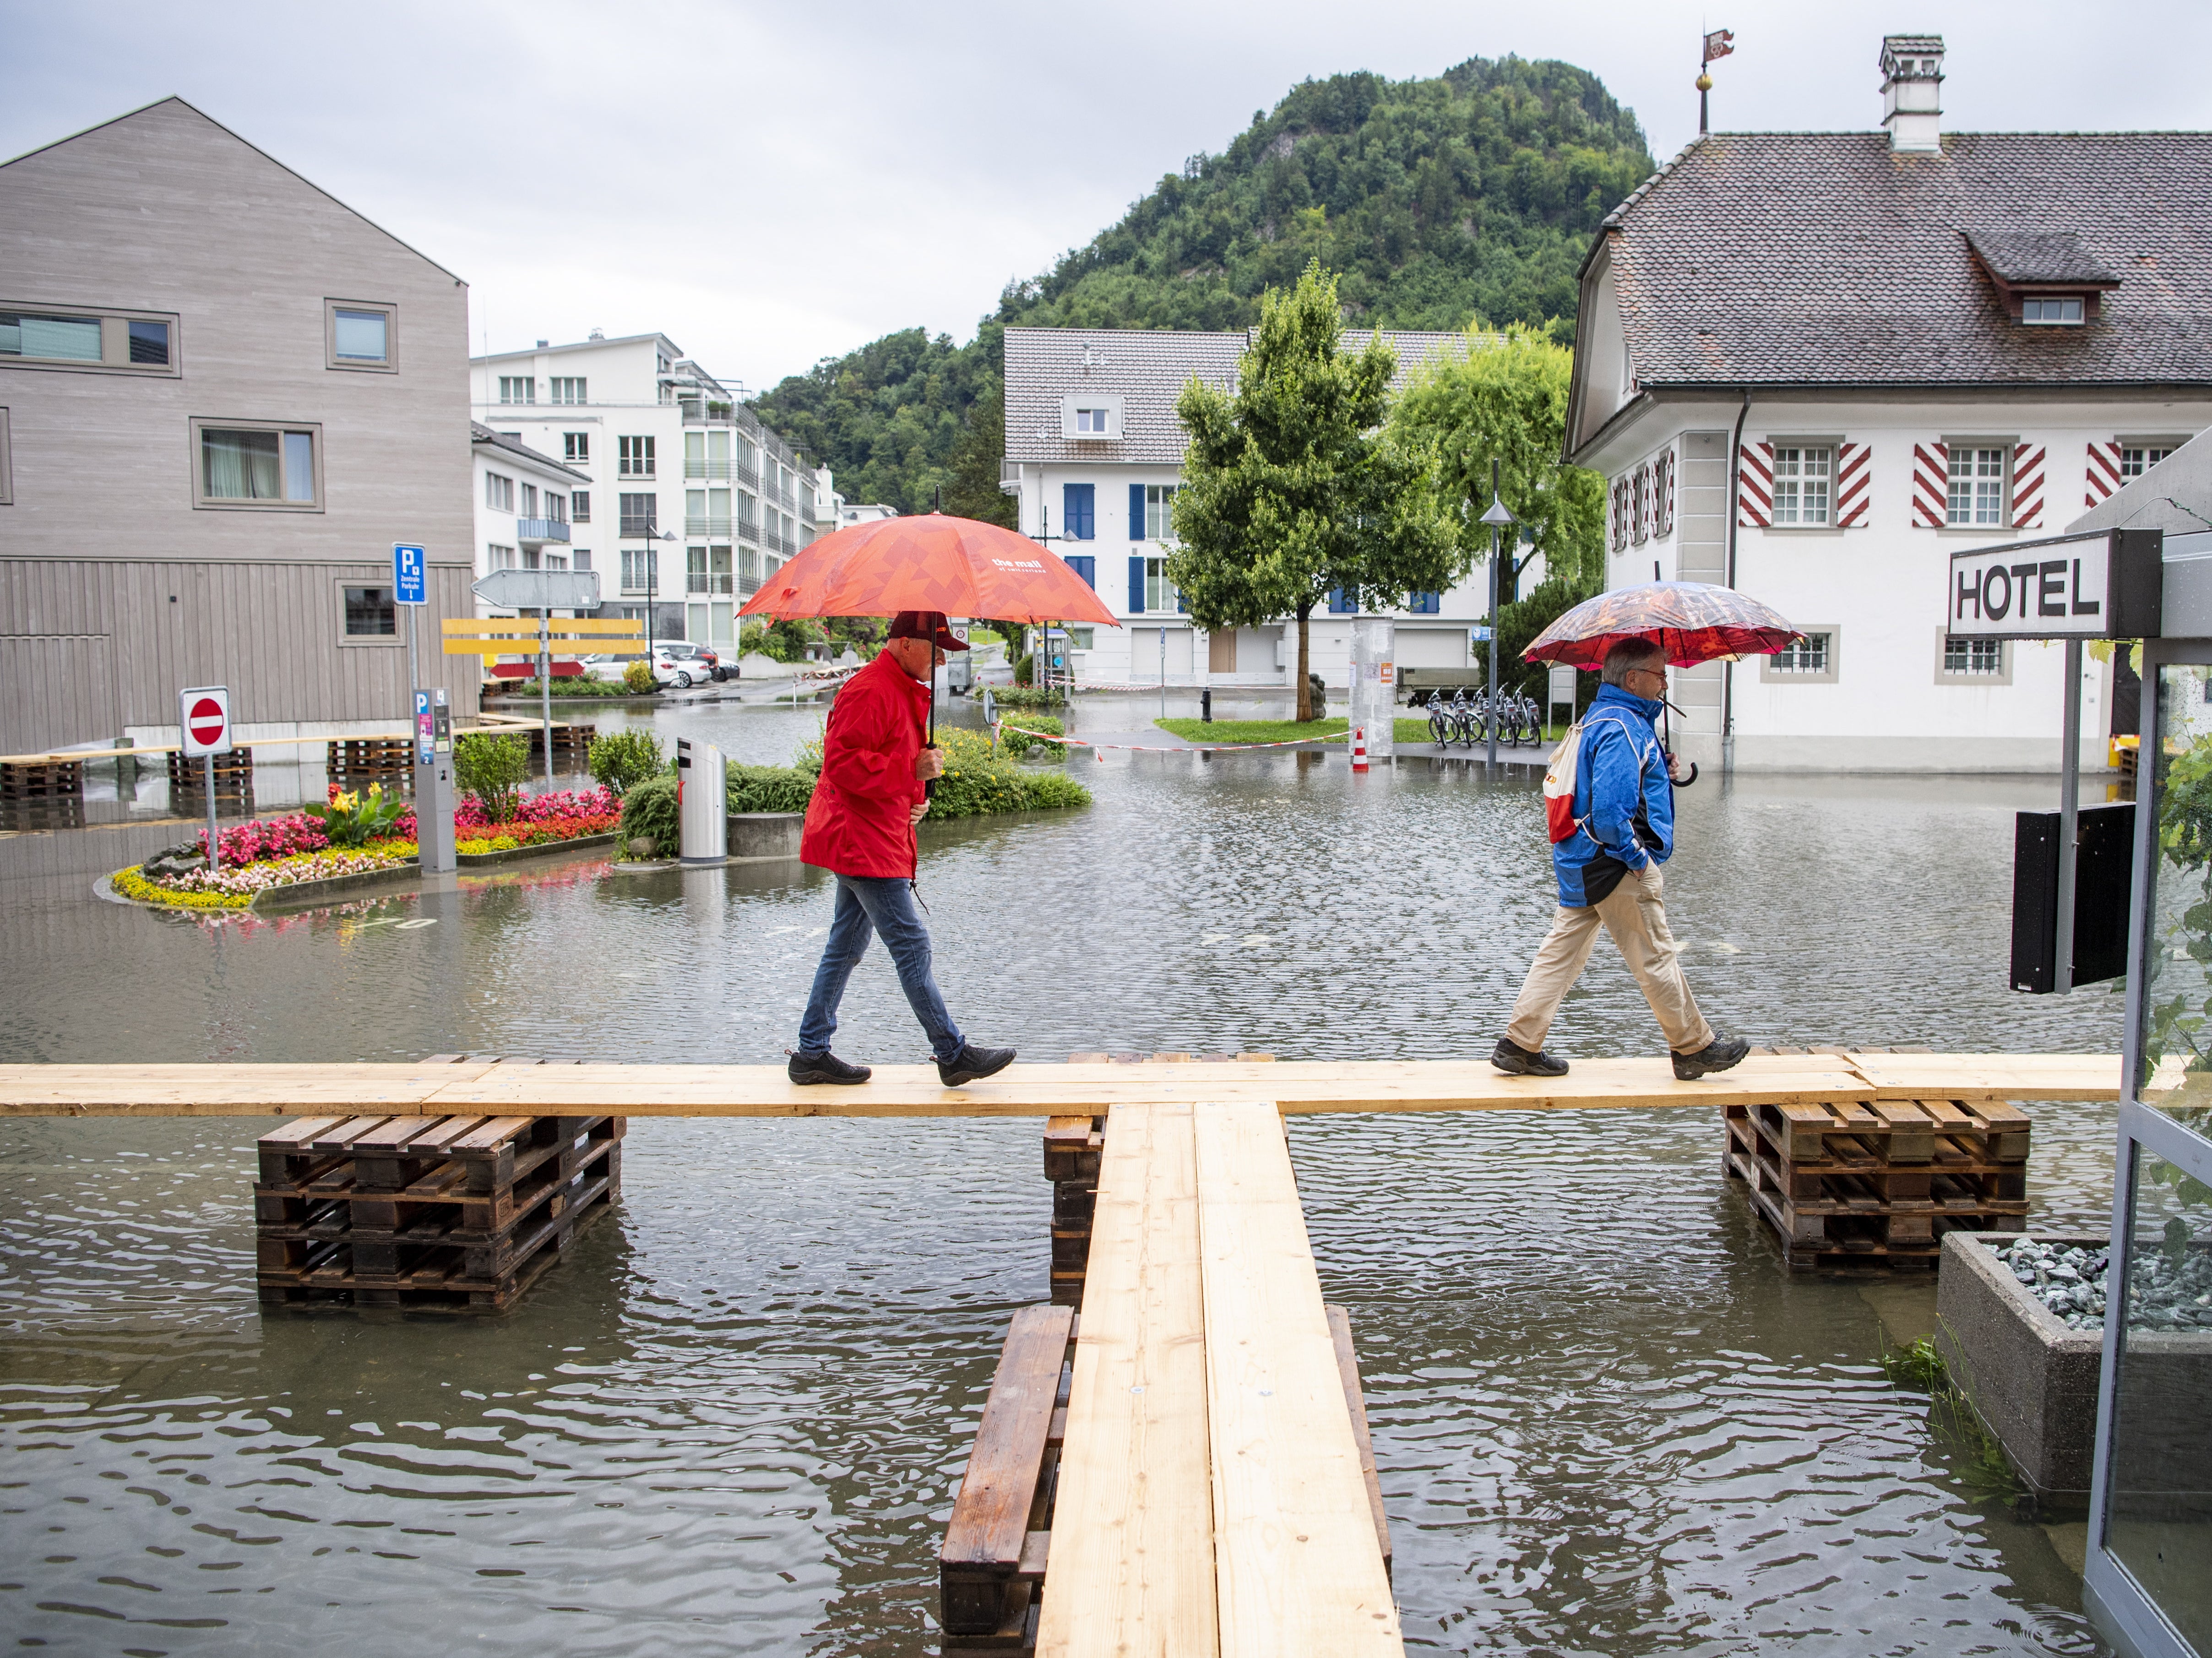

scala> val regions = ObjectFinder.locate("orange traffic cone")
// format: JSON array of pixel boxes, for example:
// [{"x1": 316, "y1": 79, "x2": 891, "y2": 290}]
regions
[{"x1": 1352, "y1": 726, "x2": 1369, "y2": 772}]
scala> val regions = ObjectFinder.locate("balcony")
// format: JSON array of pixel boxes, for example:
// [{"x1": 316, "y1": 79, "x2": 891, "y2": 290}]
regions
[
  {"x1": 999, "y1": 457, "x2": 1022, "y2": 496},
  {"x1": 685, "y1": 516, "x2": 733, "y2": 538},
  {"x1": 736, "y1": 517, "x2": 760, "y2": 546},
  {"x1": 685, "y1": 459, "x2": 734, "y2": 479},
  {"x1": 619, "y1": 516, "x2": 658, "y2": 538},
  {"x1": 685, "y1": 572, "x2": 735, "y2": 596},
  {"x1": 736, "y1": 459, "x2": 760, "y2": 489},
  {"x1": 681, "y1": 401, "x2": 739, "y2": 425},
  {"x1": 515, "y1": 518, "x2": 571, "y2": 545}
]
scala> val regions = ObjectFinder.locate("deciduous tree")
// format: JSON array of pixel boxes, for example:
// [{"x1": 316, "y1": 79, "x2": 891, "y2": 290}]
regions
[{"x1": 1170, "y1": 261, "x2": 1463, "y2": 720}]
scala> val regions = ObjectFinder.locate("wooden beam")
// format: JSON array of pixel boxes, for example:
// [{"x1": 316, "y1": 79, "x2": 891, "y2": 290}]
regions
[
  {"x1": 1843, "y1": 1052, "x2": 2124, "y2": 1101},
  {"x1": 1038, "y1": 1101, "x2": 1219, "y2": 1658},
  {"x1": 0, "y1": 1056, "x2": 1919, "y2": 1119},
  {"x1": 1193, "y1": 1100, "x2": 1401, "y2": 1656}
]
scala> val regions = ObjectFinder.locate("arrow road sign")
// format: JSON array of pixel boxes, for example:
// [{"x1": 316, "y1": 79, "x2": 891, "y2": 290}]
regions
[
  {"x1": 394, "y1": 544, "x2": 426, "y2": 606},
  {"x1": 179, "y1": 685, "x2": 232, "y2": 757}
]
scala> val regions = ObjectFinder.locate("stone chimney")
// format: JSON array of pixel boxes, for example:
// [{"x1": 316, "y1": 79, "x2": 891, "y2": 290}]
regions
[{"x1": 1880, "y1": 35, "x2": 1945, "y2": 152}]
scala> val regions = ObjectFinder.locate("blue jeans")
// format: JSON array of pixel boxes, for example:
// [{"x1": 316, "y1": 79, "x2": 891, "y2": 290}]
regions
[{"x1": 797, "y1": 874, "x2": 964, "y2": 1062}]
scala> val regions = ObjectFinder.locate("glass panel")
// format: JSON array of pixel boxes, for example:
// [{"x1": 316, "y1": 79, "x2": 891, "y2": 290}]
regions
[
  {"x1": 128, "y1": 320, "x2": 169, "y2": 365},
  {"x1": 343, "y1": 586, "x2": 396, "y2": 636},
  {"x1": 2140, "y1": 664, "x2": 2212, "y2": 1134},
  {"x1": 2103, "y1": 1145, "x2": 2212, "y2": 1647},
  {"x1": 0, "y1": 312, "x2": 103, "y2": 361},
  {"x1": 201, "y1": 428, "x2": 282, "y2": 499},
  {"x1": 283, "y1": 431, "x2": 315, "y2": 502},
  {"x1": 332, "y1": 309, "x2": 387, "y2": 361}
]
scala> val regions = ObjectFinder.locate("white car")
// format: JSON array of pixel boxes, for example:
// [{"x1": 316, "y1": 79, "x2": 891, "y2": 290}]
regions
[{"x1": 651, "y1": 647, "x2": 717, "y2": 690}]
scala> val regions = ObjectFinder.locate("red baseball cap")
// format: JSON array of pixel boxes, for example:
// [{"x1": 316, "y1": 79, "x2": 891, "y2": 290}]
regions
[{"x1": 887, "y1": 610, "x2": 968, "y2": 651}]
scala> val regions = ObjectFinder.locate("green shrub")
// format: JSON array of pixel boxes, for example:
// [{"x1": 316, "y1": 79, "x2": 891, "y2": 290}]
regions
[
  {"x1": 453, "y1": 731, "x2": 531, "y2": 822},
  {"x1": 928, "y1": 728, "x2": 1091, "y2": 819},
  {"x1": 996, "y1": 712, "x2": 1066, "y2": 760},
  {"x1": 623, "y1": 658, "x2": 656, "y2": 695},
  {"x1": 589, "y1": 729, "x2": 665, "y2": 798},
  {"x1": 989, "y1": 685, "x2": 1059, "y2": 709},
  {"x1": 501, "y1": 678, "x2": 635, "y2": 699},
  {"x1": 1014, "y1": 651, "x2": 1035, "y2": 686},
  {"x1": 619, "y1": 774, "x2": 679, "y2": 851},
  {"x1": 726, "y1": 764, "x2": 817, "y2": 814},
  {"x1": 742, "y1": 618, "x2": 829, "y2": 663}
]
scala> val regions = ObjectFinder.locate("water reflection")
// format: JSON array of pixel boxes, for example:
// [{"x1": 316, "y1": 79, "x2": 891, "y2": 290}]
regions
[{"x1": 0, "y1": 695, "x2": 2127, "y2": 1653}]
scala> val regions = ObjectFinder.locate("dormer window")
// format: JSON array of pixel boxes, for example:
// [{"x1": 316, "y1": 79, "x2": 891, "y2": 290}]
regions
[
  {"x1": 2022, "y1": 296, "x2": 2083, "y2": 326},
  {"x1": 1074, "y1": 407, "x2": 1109, "y2": 434},
  {"x1": 1060, "y1": 392, "x2": 1123, "y2": 440},
  {"x1": 1962, "y1": 229, "x2": 2118, "y2": 328}
]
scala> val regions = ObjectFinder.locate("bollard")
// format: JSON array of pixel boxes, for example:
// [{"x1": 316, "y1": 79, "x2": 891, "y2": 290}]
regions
[
  {"x1": 1352, "y1": 726, "x2": 1369, "y2": 772},
  {"x1": 1201, "y1": 687, "x2": 1212, "y2": 723},
  {"x1": 677, "y1": 737, "x2": 728, "y2": 864}
]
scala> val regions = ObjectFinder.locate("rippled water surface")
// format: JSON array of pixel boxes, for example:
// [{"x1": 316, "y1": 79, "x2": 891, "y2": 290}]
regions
[{"x1": 0, "y1": 695, "x2": 2125, "y2": 1654}]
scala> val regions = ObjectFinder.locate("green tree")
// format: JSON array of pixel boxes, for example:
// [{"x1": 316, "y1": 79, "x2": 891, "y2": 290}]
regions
[
  {"x1": 1387, "y1": 322, "x2": 1604, "y2": 604},
  {"x1": 941, "y1": 387, "x2": 1017, "y2": 528},
  {"x1": 452, "y1": 732, "x2": 531, "y2": 823},
  {"x1": 1169, "y1": 261, "x2": 1463, "y2": 720}
]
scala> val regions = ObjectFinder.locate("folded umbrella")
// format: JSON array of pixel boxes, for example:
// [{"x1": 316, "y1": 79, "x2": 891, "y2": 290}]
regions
[{"x1": 1522, "y1": 581, "x2": 1801, "y2": 669}]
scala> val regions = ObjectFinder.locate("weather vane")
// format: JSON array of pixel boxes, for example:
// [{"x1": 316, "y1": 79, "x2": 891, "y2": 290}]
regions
[{"x1": 1699, "y1": 28, "x2": 1734, "y2": 136}]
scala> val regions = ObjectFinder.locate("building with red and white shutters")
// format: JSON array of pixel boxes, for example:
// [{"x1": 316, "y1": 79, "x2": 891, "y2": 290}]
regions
[{"x1": 1564, "y1": 34, "x2": 2212, "y2": 772}]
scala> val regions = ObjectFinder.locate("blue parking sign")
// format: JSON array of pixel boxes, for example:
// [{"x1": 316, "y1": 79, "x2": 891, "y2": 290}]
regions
[{"x1": 393, "y1": 543, "x2": 426, "y2": 606}]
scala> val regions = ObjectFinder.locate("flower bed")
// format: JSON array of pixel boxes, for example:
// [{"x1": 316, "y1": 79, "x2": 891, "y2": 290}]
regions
[
  {"x1": 451, "y1": 785, "x2": 619, "y2": 854},
  {"x1": 116, "y1": 844, "x2": 418, "y2": 910}
]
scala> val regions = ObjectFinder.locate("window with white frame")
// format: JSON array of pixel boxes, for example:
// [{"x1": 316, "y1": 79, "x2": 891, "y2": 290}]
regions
[
  {"x1": 619, "y1": 435, "x2": 654, "y2": 477},
  {"x1": 550, "y1": 377, "x2": 586, "y2": 404},
  {"x1": 195, "y1": 421, "x2": 320, "y2": 508},
  {"x1": 498, "y1": 375, "x2": 534, "y2": 404},
  {"x1": 1771, "y1": 446, "x2": 1833, "y2": 524},
  {"x1": 1653, "y1": 449, "x2": 1676, "y2": 538},
  {"x1": 619, "y1": 493, "x2": 656, "y2": 535},
  {"x1": 1771, "y1": 632, "x2": 1832, "y2": 674},
  {"x1": 521, "y1": 483, "x2": 538, "y2": 518},
  {"x1": 2120, "y1": 444, "x2": 2177, "y2": 478},
  {"x1": 1145, "y1": 484, "x2": 1176, "y2": 541},
  {"x1": 1144, "y1": 557, "x2": 1177, "y2": 613},
  {"x1": 1610, "y1": 476, "x2": 1630, "y2": 551},
  {"x1": 620, "y1": 546, "x2": 656, "y2": 593},
  {"x1": 1630, "y1": 465, "x2": 1651, "y2": 545},
  {"x1": 545, "y1": 490, "x2": 566, "y2": 525},
  {"x1": 1946, "y1": 446, "x2": 2008, "y2": 525},
  {"x1": 572, "y1": 490, "x2": 591, "y2": 523},
  {"x1": 2021, "y1": 297, "x2": 2083, "y2": 326},
  {"x1": 543, "y1": 552, "x2": 568, "y2": 570},
  {"x1": 1943, "y1": 636, "x2": 2005, "y2": 674},
  {"x1": 488, "y1": 544, "x2": 518, "y2": 571},
  {"x1": 1073, "y1": 407, "x2": 1109, "y2": 435},
  {"x1": 564, "y1": 432, "x2": 588, "y2": 464},
  {"x1": 485, "y1": 472, "x2": 514, "y2": 512}
]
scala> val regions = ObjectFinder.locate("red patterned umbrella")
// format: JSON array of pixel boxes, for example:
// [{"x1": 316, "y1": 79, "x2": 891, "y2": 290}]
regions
[
  {"x1": 1522, "y1": 581, "x2": 1801, "y2": 669},
  {"x1": 738, "y1": 513, "x2": 1120, "y2": 627}
]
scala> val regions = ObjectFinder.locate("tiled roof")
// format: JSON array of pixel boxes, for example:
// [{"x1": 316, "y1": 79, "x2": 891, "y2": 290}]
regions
[
  {"x1": 1004, "y1": 326, "x2": 1477, "y2": 466},
  {"x1": 1962, "y1": 229, "x2": 2117, "y2": 287},
  {"x1": 1596, "y1": 131, "x2": 2212, "y2": 389},
  {"x1": 470, "y1": 422, "x2": 590, "y2": 483}
]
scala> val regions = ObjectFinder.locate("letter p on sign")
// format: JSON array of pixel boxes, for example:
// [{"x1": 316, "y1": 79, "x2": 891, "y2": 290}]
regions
[{"x1": 179, "y1": 685, "x2": 233, "y2": 757}]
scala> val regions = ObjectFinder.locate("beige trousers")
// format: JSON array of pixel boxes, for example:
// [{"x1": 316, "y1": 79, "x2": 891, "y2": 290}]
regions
[{"x1": 1505, "y1": 865, "x2": 1715, "y2": 1055}]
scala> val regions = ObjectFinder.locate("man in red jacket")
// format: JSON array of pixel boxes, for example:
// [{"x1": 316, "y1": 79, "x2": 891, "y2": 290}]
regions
[{"x1": 788, "y1": 610, "x2": 1016, "y2": 1088}]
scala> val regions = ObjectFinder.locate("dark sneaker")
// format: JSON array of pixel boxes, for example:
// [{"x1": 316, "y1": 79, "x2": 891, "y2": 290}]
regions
[
  {"x1": 938, "y1": 1043, "x2": 1016, "y2": 1087},
  {"x1": 788, "y1": 1049, "x2": 872, "y2": 1086},
  {"x1": 1672, "y1": 1032, "x2": 1750, "y2": 1081},
  {"x1": 1490, "y1": 1038, "x2": 1569, "y2": 1077}
]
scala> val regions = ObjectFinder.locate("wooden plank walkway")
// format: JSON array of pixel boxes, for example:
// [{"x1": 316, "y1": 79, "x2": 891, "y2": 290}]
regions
[{"x1": 0, "y1": 1052, "x2": 2127, "y2": 1119}]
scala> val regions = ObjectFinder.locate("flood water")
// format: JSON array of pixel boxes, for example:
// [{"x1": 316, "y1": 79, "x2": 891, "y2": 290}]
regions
[{"x1": 0, "y1": 693, "x2": 2127, "y2": 1655}]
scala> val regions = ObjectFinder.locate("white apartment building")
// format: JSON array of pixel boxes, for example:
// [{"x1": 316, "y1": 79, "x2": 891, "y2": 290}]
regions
[
  {"x1": 1000, "y1": 327, "x2": 1501, "y2": 690},
  {"x1": 471, "y1": 423, "x2": 588, "y2": 587},
  {"x1": 1564, "y1": 36, "x2": 2212, "y2": 772},
  {"x1": 469, "y1": 332, "x2": 831, "y2": 652}
]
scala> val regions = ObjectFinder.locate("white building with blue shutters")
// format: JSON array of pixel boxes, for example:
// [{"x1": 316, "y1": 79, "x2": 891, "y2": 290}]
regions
[
  {"x1": 1000, "y1": 326, "x2": 1511, "y2": 693},
  {"x1": 1563, "y1": 35, "x2": 2212, "y2": 772}
]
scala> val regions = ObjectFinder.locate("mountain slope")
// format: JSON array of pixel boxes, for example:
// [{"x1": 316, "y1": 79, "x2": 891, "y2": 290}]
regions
[{"x1": 753, "y1": 55, "x2": 1652, "y2": 514}]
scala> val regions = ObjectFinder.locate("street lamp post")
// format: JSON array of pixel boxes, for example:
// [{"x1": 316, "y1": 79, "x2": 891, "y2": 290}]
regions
[
  {"x1": 623, "y1": 521, "x2": 677, "y2": 664},
  {"x1": 1478, "y1": 459, "x2": 1517, "y2": 770}
]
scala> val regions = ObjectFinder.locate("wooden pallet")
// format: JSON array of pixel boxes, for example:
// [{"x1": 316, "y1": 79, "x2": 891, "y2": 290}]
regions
[
  {"x1": 0, "y1": 758, "x2": 84, "y2": 800},
  {"x1": 167, "y1": 749, "x2": 254, "y2": 790},
  {"x1": 253, "y1": 1056, "x2": 624, "y2": 1312},
  {"x1": 939, "y1": 1298, "x2": 1388, "y2": 1654},
  {"x1": 1723, "y1": 1093, "x2": 2031, "y2": 1271},
  {"x1": 326, "y1": 738, "x2": 416, "y2": 787}
]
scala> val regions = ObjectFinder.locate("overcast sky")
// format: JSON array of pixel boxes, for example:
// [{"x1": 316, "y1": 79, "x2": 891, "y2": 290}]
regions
[{"x1": 5, "y1": 0, "x2": 2207, "y2": 393}]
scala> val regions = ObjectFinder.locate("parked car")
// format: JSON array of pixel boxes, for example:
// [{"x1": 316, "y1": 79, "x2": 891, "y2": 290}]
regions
[
  {"x1": 659, "y1": 640, "x2": 732, "y2": 682},
  {"x1": 651, "y1": 647, "x2": 718, "y2": 690}
]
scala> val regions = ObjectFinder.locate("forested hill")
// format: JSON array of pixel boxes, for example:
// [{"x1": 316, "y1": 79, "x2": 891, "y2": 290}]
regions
[{"x1": 752, "y1": 56, "x2": 1653, "y2": 514}]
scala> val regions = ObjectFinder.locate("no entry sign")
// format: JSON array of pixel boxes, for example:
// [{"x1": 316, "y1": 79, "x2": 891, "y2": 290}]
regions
[{"x1": 178, "y1": 685, "x2": 233, "y2": 757}]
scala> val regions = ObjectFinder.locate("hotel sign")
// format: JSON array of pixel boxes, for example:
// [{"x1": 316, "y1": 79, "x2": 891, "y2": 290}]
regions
[{"x1": 1947, "y1": 528, "x2": 2162, "y2": 640}]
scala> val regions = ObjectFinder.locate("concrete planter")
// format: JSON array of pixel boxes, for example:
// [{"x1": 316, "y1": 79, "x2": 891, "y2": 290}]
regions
[
  {"x1": 727, "y1": 812, "x2": 802, "y2": 860},
  {"x1": 1935, "y1": 1232, "x2": 2106, "y2": 1498},
  {"x1": 249, "y1": 858, "x2": 423, "y2": 912},
  {"x1": 455, "y1": 832, "x2": 620, "y2": 868}
]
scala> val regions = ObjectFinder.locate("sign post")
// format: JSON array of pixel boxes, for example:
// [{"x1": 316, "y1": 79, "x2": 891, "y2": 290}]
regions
[
  {"x1": 394, "y1": 543, "x2": 427, "y2": 708},
  {"x1": 1948, "y1": 527, "x2": 2163, "y2": 992},
  {"x1": 177, "y1": 685, "x2": 231, "y2": 871},
  {"x1": 471, "y1": 570, "x2": 603, "y2": 790}
]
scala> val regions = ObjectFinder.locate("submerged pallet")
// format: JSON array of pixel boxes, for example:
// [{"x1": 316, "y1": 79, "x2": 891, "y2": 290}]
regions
[
  {"x1": 254, "y1": 1058, "x2": 625, "y2": 1312},
  {"x1": 1723, "y1": 1093, "x2": 2031, "y2": 1270},
  {"x1": 0, "y1": 758, "x2": 84, "y2": 800}
]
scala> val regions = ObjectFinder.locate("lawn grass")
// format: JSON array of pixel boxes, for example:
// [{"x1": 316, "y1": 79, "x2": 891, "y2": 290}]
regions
[{"x1": 1154, "y1": 716, "x2": 1569, "y2": 746}]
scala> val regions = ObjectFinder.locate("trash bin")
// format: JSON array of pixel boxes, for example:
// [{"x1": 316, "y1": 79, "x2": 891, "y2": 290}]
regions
[{"x1": 677, "y1": 737, "x2": 727, "y2": 864}]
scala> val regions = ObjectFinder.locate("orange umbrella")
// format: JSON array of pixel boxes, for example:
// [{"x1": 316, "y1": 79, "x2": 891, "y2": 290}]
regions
[{"x1": 738, "y1": 513, "x2": 1120, "y2": 627}]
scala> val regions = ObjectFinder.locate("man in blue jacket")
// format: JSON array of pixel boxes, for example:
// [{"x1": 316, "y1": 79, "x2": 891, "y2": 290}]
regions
[{"x1": 1492, "y1": 639, "x2": 1749, "y2": 1081}]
